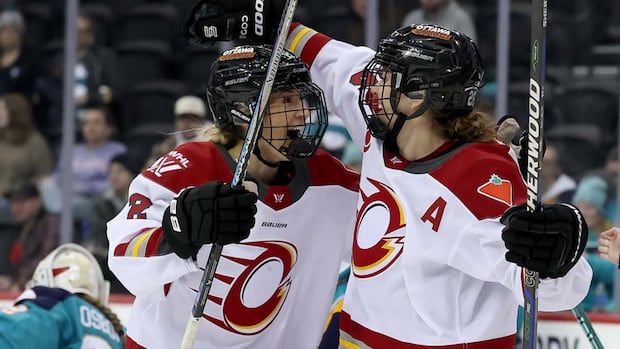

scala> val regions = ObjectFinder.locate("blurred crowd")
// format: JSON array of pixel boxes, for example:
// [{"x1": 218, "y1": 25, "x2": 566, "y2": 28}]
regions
[{"x1": 0, "y1": 0, "x2": 618, "y2": 315}]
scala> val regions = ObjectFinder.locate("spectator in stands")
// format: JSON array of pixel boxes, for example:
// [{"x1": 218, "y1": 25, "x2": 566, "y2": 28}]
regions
[
  {"x1": 572, "y1": 175, "x2": 615, "y2": 312},
  {"x1": 38, "y1": 12, "x2": 119, "y2": 128},
  {"x1": 148, "y1": 95, "x2": 211, "y2": 162},
  {"x1": 573, "y1": 175, "x2": 613, "y2": 237},
  {"x1": 401, "y1": 0, "x2": 477, "y2": 42},
  {"x1": 53, "y1": 105, "x2": 126, "y2": 222},
  {"x1": 0, "y1": 10, "x2": 40, "y2": 100},
  {"x1": 74, "y1": 13, "x2": 119, "y2": 108},
  {"x1": 541, "y1": 143, "x2": 576, "y2": 204},
  {"x1": 0, "y1": 93, "x2": 53, "y2": 219},
  {"x1": 84, "y1": 154, "x2": 138, "y2": 293},
  {"x1": 0, "y1": 182, "x2": 59, "y2": 292}
]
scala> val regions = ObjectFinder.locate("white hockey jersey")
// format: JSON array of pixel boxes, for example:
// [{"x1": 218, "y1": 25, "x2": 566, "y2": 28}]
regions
[
  {"x1": 285, "y1": 24, "x2": 593, "y2": 348},
  {"x1": 107, "y1": 141, "x2": 359, "y2": 349}
]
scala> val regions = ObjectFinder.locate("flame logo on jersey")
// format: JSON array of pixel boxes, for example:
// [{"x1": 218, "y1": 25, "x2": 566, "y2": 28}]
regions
[
  {"x1": 363, "y1": 130, "x2": 372, "y2": 152},
  {"x1": 352, "y1": 178, "x2": 406, "y2": 278},
  {"x1": 199, "y1": 241, "x2": 298, "y2": 335}
]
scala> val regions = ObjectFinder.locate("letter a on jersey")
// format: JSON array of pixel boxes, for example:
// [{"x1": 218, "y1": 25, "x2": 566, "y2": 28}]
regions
[{"x1": 477, "y1": 174, "x2": 513, "y2": 206}]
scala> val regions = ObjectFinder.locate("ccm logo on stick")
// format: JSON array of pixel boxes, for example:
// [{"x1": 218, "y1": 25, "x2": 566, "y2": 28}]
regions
[{"x1": 255, "y1": 0, "x2": 264, "y2": 35}]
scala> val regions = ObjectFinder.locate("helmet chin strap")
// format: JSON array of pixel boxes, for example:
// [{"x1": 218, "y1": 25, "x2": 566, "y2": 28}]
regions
[
  {"x1": 383, "y1": 100, "x2": 428, "y2": 155},
  {"x1": 252, "y1": 143, "x2": 281, "y2": 168}
]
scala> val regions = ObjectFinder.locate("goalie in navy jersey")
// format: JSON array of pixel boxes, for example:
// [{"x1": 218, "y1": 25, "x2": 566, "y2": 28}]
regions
[
  {"x1": 107, "y1": 45, "x2": 359, "y2": 349},
  {"x1": 186, "y1": 3, "x2": 592, "y2": 348},
  {"x1": 0, "y1": 243, "x2": 124, "y2": 349}
]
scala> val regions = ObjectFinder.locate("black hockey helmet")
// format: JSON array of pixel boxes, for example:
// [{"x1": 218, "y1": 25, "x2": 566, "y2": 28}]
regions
[
  {"x1": 359, "y1": 24, "x2": 484, "y2": 140},
  {"x1": 207, "y1": 45, "x2": 328, "y2": 158}
]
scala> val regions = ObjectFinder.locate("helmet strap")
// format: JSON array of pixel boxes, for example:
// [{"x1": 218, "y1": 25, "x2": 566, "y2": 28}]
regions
[
  {"x1": 252, "y1": 144, "x2": 281, "y2": 168},
  {"x1": 384, "y1": 105, "x2": 427, "y2": 154}
]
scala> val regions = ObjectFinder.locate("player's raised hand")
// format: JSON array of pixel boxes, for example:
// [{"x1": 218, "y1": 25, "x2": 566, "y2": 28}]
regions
[
  {"x1": 495, "y1": 115, "x2": 546, "y2": 179},
  {"x1": 162, "y1": 181, "x2": 258, "y2": 259},
  {"x1": 599, "y1": 227, "x2": 620, "y2": 266},
  {"x1": 183, "y1": 0, "x2": 284, "y2": 44},
  {"x1": 500, "y1": 203, "x2": 589, "y2": 279}
]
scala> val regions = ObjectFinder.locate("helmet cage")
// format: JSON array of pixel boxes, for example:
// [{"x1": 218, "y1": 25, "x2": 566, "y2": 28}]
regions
[
  {"x1": 27, "y1": 243, "x2": 110, "y2": 305},
  {"x1": 261, "y1": 82, "x2": 328, "y2": 158}
]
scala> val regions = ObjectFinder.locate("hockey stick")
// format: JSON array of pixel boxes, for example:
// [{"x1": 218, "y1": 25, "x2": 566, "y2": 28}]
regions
[
  {"x1": 521, "y1": 0, "x2": 547, "y2": 347},
  {"x1": 572, "y1": 306, "x2": 604, "y2": 348},
  {"x1": 179, "y1": 1, "x2": 298, "y2": 348},
  {"x1": 522, "y1": 2, "x2": 604, "y2": 348}
]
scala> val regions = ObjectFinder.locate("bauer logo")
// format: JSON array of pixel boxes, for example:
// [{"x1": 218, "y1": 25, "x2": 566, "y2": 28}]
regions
[
  {"x1": 224, "y1": 76, "x2": 250, "y2": 86},
  {"x1": 203, "y1": 25, "x2": 218, "y2": 39},
  {"x1": 404, "y1": 48, "x2": 434, "y2": 62},
  {"x1": 219, "y1": 47, "x2": 257, "y2": 61},
  {"x1": 412, "y1": 25, "x2": 452, "y2": 41}
]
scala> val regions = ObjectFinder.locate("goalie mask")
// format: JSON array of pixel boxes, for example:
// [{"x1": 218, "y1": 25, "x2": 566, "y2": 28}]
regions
[
  {"x1": 27, "y1": 243, "x2": 110, "y2": 305},
  {"x1": 359, "y1": 24, "x2": 484, "y2": 141},
  {"x1": 207, "y1": 45, "x2": 328, "y2": 159}
]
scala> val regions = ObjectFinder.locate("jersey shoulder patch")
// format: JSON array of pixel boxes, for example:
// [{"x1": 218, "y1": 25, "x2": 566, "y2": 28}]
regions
[
  {"x1": 430, "y1": 142, "x2": 526, "y2": 220},
  {"x1": 307, "y1": 149, "x2": 360, "y2": 192},
  {"x1": 142, "y1": 141, "x2": 232, "y2": 194}
]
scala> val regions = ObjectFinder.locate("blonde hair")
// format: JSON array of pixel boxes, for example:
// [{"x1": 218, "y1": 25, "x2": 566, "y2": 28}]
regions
[
  {"x1": 441, "y1": 110, "x2": 497, "y2": 143},
  {"x1": 200, "y1": 124, "x2": 245, "y2": 149}
]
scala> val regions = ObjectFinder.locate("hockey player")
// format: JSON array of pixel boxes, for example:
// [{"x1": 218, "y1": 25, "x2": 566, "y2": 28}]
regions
[
  {"x1": 185, "y1": 4, "x2": 593, "y2": 348},
  {"x1": 107, "y1": 45, "x2": 359, "y2": 349},
  {"x1": 0, "y1": 243, "x2": 124, "y2": 349}
]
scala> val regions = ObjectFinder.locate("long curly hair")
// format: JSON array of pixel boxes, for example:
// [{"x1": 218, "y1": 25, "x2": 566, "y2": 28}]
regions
[{"x1": 440, "y1": 110, "x2": 497, "y2": 143}]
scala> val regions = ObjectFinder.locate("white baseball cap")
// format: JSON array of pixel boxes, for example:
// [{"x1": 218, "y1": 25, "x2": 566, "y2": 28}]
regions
[{"x1": 174, "y1": 95, "x2": 206, "y2": 118}]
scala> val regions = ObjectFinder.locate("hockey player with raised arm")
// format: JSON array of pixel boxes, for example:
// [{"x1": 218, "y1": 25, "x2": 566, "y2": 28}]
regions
[
  {"x1": 0, "y1": 243, "x2": 124, "y2": 349},
  {"x1": 184, "y1": 3, "x2": 592, "y2": 348},
  {"x1": 107, "y1": 45, "x2": 359, "y2": 349}
]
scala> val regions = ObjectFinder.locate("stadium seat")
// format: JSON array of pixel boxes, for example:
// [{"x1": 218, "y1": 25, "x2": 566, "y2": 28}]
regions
[
  {"x1": 80, "y1": 3, "x2": 114, "y2": 47},
  {"x1": 547, "y1": 124, "x2": 607, "y2": 178},
  {"x1": 19, "y1": 3, "x2": 53, "y2": 47},
  {"x1": 120, "y1": 80, "x2": 187, "y2": 134},
  {"x1": 80, "y1": 0, "x2": 145, "y2": 13},
  {"x1": 182, "y1": 45, "x2": 221, "y2": 94},
  {"x1": 116, "y1": 4, "x2": 178, "y2": 45},
  {"x1": 549, "y1": 80, "x2": 619, "y2": 146},
  {"x1": 122, "y1": 124, "x2": 173, "y2": 166},
  {"x1": 116, "y1": 40, "x2": 172, "y2": 91},
  {"x1": 506, "y1": 81, "x2": 559, "y2": 131}
]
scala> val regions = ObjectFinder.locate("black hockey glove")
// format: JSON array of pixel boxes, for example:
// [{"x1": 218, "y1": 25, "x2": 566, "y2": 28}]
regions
[
  {"x1": 500, "y1": 203, "x2": 588, "y2": 279},
  {"x1": 183, "y1": 0, "x2": 284, "y2": 44},
  {"x1": 162, "y1": 181, "x2": 258, "y2": 259}
]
